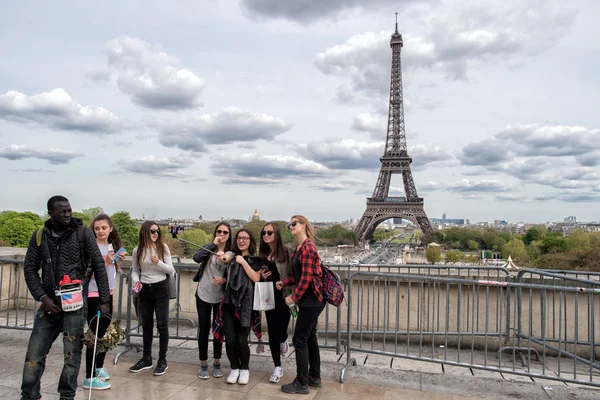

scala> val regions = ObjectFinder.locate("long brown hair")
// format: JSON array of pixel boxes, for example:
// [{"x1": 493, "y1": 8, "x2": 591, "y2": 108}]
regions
[
  {"x1": 212, "y1": 222, "x2": 232, "y2": 251},
  {"x1": 232, "y1": 228, "x2": 256, "y2": 256},
  {"x1": 136, "y1": 220, "x2": 165, "y2": 266},
  {"x1": 259, "y1": 222, "x2": 288, "y2": 263},
  {"x1": 91, "y1": 214, "x2": 123, "y2": 270},
  {"x1": 291, "y1": 215, "x2": 316, "y2": 240}
]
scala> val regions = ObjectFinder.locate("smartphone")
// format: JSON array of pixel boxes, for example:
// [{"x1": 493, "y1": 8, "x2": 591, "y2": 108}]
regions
[{"x1": 114, "y1": 247, "x2": 127, "y2": 258}]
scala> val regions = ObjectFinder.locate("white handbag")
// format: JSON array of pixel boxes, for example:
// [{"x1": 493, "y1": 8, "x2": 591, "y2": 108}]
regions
[{"x1": 253, "y1": 281, "x2": 275, "y2": 311}]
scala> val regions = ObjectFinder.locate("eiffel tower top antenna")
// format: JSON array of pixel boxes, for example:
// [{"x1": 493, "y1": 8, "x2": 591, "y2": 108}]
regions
[{"x1": 395, "y1": 12, "x2": 398, "y2": 34}]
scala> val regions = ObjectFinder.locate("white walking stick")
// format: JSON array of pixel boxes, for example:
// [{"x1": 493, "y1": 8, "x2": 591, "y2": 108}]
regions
[{"x1": 88, "y1": 309, "x2": 101, "y2": 400}]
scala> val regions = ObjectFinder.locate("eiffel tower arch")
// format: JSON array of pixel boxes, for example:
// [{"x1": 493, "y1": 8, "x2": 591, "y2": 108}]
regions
[{"x1": 356, "y1": 18, "x2": 433, "y2": 243}]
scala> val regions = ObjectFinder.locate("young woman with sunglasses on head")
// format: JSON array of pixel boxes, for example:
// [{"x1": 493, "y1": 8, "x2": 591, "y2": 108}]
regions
[
  {"x1": 258, "y1": 222, "x2": 292, "y2": 383},
  {"x1": 276, "y1": 215, "x2": 325, "y2": 395},
  {"x1": 129, "y1": 221, "x2": 174, "y2": 376},
  {"x1": 220, "y1": 229, "x2": 262, "y2": 385},
  {"x1": 83, "y1": 214, "x2": 126, "y2": 391},
  {"x1": 192, "y1": 222, "x2": 232, "y2": 380}
]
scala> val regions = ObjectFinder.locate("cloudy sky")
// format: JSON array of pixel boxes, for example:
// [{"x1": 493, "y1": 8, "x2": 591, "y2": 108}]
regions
[{"x1": 1, "y1": 0, "x2": 599, "y2": 224}]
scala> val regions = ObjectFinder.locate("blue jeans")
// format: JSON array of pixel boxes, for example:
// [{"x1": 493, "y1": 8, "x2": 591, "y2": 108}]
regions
[{"x1": 21, "y1": 303, "x2": 88, "y2": 400}]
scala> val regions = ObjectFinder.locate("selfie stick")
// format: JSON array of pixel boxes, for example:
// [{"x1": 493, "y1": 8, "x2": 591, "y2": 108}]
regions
[{"x1": 88, "y1": 309, "x2": 101, "y2": 400}]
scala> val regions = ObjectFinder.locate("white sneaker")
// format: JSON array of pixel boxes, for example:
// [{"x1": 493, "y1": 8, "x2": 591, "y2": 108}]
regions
[
  {"x1": 280, "y1": 340, "x2": 289, "y2": 355},
  {"x1": 269, "y1": 366, "x2": 283, "y2": 383},
  {"x1": 238, "y1": 369, "x2": 250, "y2": 385},
  {"x1": 226, "y1": 369, "x2": 240, "y2": 384}
]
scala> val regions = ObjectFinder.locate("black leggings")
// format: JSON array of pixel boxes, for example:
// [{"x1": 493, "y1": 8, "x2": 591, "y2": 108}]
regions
[
  {"x1": 85, "y1": 295, "x2": 113, "y2": 377},
  {"x1": 138, "y1": 280, "x2": 170, "y2": 359},
  {"x1": 222, "y1": 303, "x2": 250, "y2": 369},
  {"x1": 195, "y1": 295, "x2": 222, "y2": 361},
  {"x1": 265, "y1": 295, "x2": 291, "y2": 367}
]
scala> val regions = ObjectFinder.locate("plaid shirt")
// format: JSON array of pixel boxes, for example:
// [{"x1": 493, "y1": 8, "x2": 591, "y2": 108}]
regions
[{"x1": 283, "y1": 238, "x2": 323, "y2": 303}]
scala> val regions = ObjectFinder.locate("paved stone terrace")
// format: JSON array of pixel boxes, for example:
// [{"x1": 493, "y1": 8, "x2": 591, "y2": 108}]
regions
[{"x1": 1, "y1": 327, "x2": 600, "y2": 400}]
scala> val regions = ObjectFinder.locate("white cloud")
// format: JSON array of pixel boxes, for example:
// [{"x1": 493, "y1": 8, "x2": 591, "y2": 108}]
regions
[
  {"x1": 104, "y1": 36, "x2": 205, "y2": 110},
  {"x1": 0, "y1": 89, "x2": 120, "y2": 133},
  {"x1": 351, "y1": 113, "x2": 386, "y2": 137},
  {"x1": 298, "y1": 138, "x2": 383, "y2": 170},
  {"x1": 211, "y1": 153, "x2": 335, "y2": 183},
  {"x1": 314, "y1": 1, "x2": 577, "y2": 103},
  {"x1": 0, "y1": 145, "x2": 79, "y2": 164},
  {"x1": 158, "y1": 107, "x2": 292, "y2": 152},
  {"x1": 115, "y1": 155, "x2": 193, "y2": 178}
]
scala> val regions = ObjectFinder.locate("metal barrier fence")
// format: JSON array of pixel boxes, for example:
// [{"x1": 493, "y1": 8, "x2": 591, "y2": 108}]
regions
[
  {"x1": 2, "y1": 257, "x2": 599, "y2": 387},
  {"x1": 499, "y1": 269, "x2": 600, "y2": 372},
  {"x1": 115, "y1": 258, "x2": 343, "y2": 362},
  {"x1": 340, "y1": 271, "x2": 600, "y2": 387}
]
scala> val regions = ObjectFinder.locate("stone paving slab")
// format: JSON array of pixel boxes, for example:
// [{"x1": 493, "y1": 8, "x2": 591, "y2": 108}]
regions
[{"x1": 2, "y1": 328, "x2": 600, "y2": 399}]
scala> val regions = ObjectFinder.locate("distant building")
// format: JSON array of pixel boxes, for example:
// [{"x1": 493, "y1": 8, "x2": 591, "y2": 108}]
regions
[
  {"x1": 494, "y1": 220, "x2": 508, "y2": 226},
  {"x1": 251, "y1": 209, "x2": 261, "y2": 221},
  {"x1": 431, "y1": 216, "x2": 469, "y2": 225},
  {"x1": 564, "y1": 216, "x2": 576, "y2": 223}
]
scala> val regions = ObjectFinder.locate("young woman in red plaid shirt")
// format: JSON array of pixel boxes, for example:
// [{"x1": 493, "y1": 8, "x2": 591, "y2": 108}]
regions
[{"x1": 276, "y1": 215, "x2": 325, "y2": 395}]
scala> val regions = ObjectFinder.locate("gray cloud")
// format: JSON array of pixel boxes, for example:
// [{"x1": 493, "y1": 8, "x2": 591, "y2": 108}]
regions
[
  {"x1": 495, "y1": 193, "x2": 527, "y2": 202},
  {"x1": 558, "y1": 192, "x2": 600, "y2": 202},
  {"x1": 239, "y1": 0, "x2": 425, "y2": 24},
  {"x1": 159, "y1": 107, "x2": 292, "y2": 152},
  {"x1": 461, "y1": 125, "x2": 600, "y2": 193},
  {"x1": 0, "y1": 145, "x2": 80, "y2": 164},
  {"x1": 104, "y1": 36, "x2": 205, "y2": 110},
  {"x1": 210, "y1": 153, "x2": 335, "y2": 183},
  {"x1": 9, "y1": 168, "x2": 56, "y2": 173},
  {"x1": 0, "y1": 89, "x2": 120, "y2": 133},
  {"x1": 298, "y1": 138, "x2": 383, "y2": 170},
  {"x1": 410, "y1": 144, "x2": 454, "y2": 169},
  {"x1": 115, "y1": 155, "x2": 193, "y2": 179},
  {"x1": 459, "y1": 141, "x2": 512, "y2": 166},
  {"x1": 533, "y1": 194, "x2": 557, "y2": 201},
  {"x1": 496, "y1": 124, "x2": 600, "y2": 157},
  {"x1": 310, "y1": 183, "x2": 348, "y2": 192},
  {"x1": 340, "y1": 178, "x2": 366, "y2": 185},
  {"x1": 447, "y1": 179, "x2": 511, "y2": 193},
  {"x1": 577, "y1": 152, "x2": 600, "y2": 167}
]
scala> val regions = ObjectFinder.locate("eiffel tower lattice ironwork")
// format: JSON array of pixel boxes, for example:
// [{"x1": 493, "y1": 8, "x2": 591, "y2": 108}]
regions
[{"x1": 355, "y1": 19, "x2": 433, "y2": 242}]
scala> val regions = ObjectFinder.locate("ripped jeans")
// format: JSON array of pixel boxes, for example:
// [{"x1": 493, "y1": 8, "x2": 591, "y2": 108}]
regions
[{"x1": 21, "y1": 302, "x2": 87, "y2": 400}]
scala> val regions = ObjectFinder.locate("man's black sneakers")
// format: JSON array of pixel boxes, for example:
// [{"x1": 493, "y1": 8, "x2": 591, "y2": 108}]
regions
[
  {"x1": 308, "y1": 376, "x2": 323, "y2": 388},
  {"x1": 129, "y1": 357, "x2": 152, "y2": 373},
  {"x1": 153, "y1": 358, "x2": 168, "y2": 376},
  {"x1": 281, "y1": 379, "x2": 310, "y2": 395}
]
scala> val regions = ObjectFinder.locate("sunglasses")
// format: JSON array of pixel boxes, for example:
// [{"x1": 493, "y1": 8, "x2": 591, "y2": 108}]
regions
[
  {"x1": 287, "y1": 221, "x2": 300, "y2": 230},
  {"x1": 261, "y1": 230, "x2": 274, "y2": 236},
  {"x1": 150, "y1": 229, "x2": 160, "y2": 234},
  {"x1": 237, "y1": 236, "x2": 250, "y2": 242},
  {"x1": 216, "y1": 230, "x2": 230, "y2": 235}
]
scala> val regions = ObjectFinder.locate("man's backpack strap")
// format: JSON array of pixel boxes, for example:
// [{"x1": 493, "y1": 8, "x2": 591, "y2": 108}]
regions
[{"x1": 35, "y1": 228, "x2": 43, "y2": 247}]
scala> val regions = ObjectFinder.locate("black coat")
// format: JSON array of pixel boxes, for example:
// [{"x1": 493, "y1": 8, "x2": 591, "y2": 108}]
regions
[
  {"x1": 192, "y1": 242, "x2": 218, "y2": 282},
  {"x1": 24, "y1": 218, "x2": 110, "y2": 304}
]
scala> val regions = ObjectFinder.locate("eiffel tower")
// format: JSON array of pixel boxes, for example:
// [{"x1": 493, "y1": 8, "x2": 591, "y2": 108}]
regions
[{"x1": 355, "y1": 18, "x2": 433, "y2": 243}]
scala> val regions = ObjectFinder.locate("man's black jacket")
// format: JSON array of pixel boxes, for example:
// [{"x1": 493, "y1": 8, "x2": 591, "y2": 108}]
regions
[{"x1": 24, "y1": 218, "x2": 110, "y2": 304}]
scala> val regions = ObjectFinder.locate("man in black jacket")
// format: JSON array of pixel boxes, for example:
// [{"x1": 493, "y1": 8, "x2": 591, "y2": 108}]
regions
[{"x1": 20, "y1": 195, "x2": 111, "y2": 400}]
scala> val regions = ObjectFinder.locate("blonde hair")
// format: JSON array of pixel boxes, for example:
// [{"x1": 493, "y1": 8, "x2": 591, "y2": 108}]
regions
[{"x1": 291, "y1": 215, "x2": 316, "y2": 240}]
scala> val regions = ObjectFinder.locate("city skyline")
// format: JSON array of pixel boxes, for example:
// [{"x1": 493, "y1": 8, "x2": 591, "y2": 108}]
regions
[{"x1": 1, "y1": 1, "x2": 599, "y2": 223}]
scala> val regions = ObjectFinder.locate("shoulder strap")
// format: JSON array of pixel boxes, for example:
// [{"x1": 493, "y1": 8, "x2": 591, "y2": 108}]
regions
[{"x1": 35, "y1": 228, "x2": 43, "y2": 247}]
